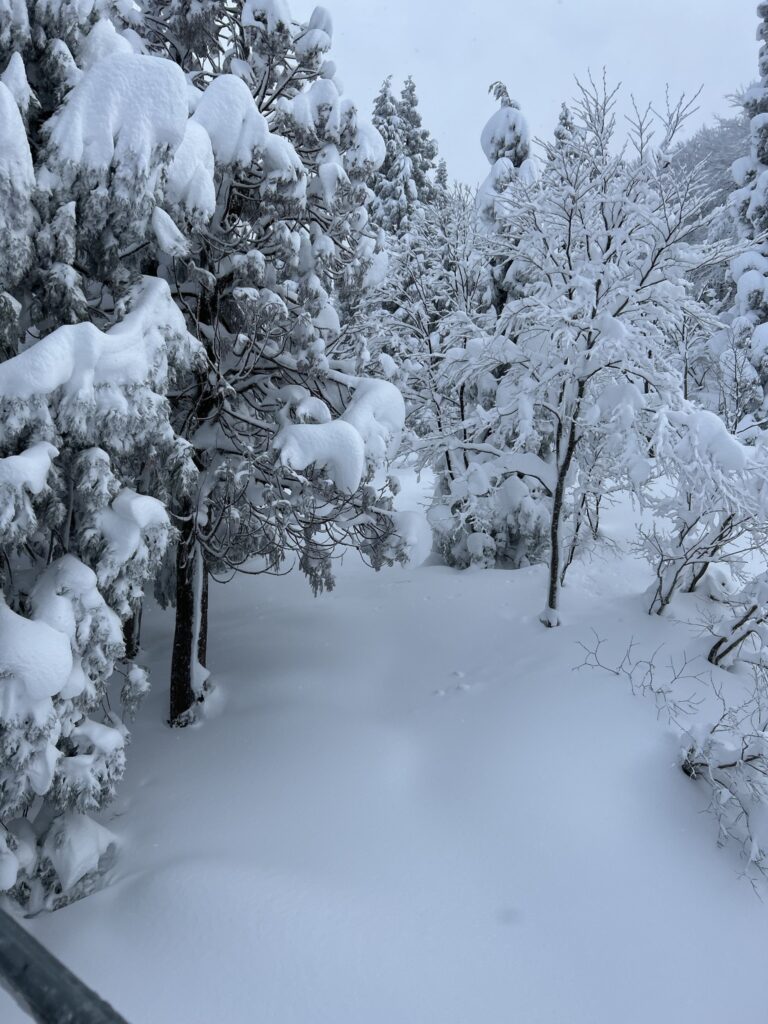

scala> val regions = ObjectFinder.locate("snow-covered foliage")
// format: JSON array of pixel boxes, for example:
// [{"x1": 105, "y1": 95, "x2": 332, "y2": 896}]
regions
[
  {"x1": 673, "y1": 113, "x2": 750, "y2": 218},
  {"x1": 367, "y1": 185, "x2": 545, "y2": 571},
  {"x1": 370, "y1": 184, "x2": 492, "y2": 429}
]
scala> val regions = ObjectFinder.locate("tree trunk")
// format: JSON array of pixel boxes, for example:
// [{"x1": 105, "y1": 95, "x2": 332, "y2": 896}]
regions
[
  {"x1": 542, "y1": 471, "x2": 566, "y2": 627},
  {"x1": 541, "y1": 419, "x2": 579, "y2": 627},
  {"x1": 169, "y1": 516, "x2": 198, "y2": 726},
  {"x1": 123, "y1": 603, "x2": 142, "y2": 661},
  {"x1": 198, "y1": 561, "x2": 209, "y2": 668}
]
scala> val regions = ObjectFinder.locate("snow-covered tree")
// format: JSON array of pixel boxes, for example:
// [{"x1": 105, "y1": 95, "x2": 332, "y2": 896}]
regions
[
  {"x1": 0, "y1": 7, "x2": 202, "y2": 906},
  {"x1": 138, "y1": 1, "x2": 407, "y2": 724},
  {"x1": 435, "y1": 158, "x2": 448, "y2": 191},
  {"x1": 397, "y1": 76, "x2": 438, "y2": 203},
  {"x1": 370, "y1": 74, "x2": 439, "y2": 235},
  {"x1": 476, "y1": 82, "x2": 535, "y2": 317},
  {"x1": 674, "y1": 113, "x2": 750, "y2": 219},
  {"x1": 728, "y1": 2, "x2": 768, "y2": 416},
  {"x1": 370, "y1": 185, "x2": 491, "y2": 432},
  {"x1": 477, "y1": 82, "x2": 533, "y2": 226},
  {"x1": 444, "y1": 78, "x2": 722, "y2": 624}
]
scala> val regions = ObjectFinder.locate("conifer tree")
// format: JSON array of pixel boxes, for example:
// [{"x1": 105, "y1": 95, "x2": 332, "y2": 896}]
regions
[
  {"x1": 0, "y1": 6, "x2": 201, "y2": 905},
  {"x1": 396, "y1": 75, "x2": 438, "y2": 205},
  {"x1": 370, "y1": 74, "x2": 439, "y2": 234},
  {"x1": 139, "y1": 1, "x2": 406, "y2": 724},
  {"x1": 726, "y1": 1, "x2": 768, "y2": 417},
  {"x1": 477, "y1": 82, "x2": 534, "y2": 315},
  {"x1": 435, "y1": 158, "x2": 448, "y2": 191}
]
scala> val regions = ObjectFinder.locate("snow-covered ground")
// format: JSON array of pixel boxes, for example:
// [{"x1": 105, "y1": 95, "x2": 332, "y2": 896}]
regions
[{"x1": 4, "y1": 471, "x2": 768, "y2": 1024}]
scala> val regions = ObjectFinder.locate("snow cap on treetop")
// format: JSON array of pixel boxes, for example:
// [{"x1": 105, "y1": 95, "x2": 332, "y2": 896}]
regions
[{"x1": 481, "y1": 82, "x2": 530, "y2": 166}]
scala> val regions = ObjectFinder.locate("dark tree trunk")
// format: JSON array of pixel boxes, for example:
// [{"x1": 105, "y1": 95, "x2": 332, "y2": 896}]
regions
[
  {"x1": 169, "y1": 515, "x2": 197, "y2": 726},
  {"x1": 542, "y1": 416, "x2": 580, "y2": 627},
  {"x1": 123, "y1": 603, "x2": 142, "y2": 661},
  {"x1": 169, "y1": 514, "x2": 211, "y2": 725},
  {"x1": 197, "y1": 559, "x2": 209, "y2": 668},
  {"x1": 543, "y1": 472, "x2": 566, "y2": 626}
]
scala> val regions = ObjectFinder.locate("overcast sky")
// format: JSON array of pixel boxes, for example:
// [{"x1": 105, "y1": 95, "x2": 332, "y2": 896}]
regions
[{"x1": 299, "y1": 0, "x2": 759, "y2": 184}]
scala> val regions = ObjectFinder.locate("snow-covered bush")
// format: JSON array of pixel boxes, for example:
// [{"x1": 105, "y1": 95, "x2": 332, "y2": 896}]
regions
[
  {"x1": 680, "y1": 683, "x2": 768, "y2": 876},
  {"x1": 580, "y1": 632, "x2": 768, "y2": 880},
  {"x1": 641, "y1": 409, "x2": 768, "y2": 616},
  {"x1": 427, "y1": 333, "x2": 554, "y2": 571}
]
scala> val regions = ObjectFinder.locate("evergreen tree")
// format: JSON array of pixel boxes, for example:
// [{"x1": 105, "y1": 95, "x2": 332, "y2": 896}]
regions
[
  {"x1": 397, "y1": 75, "x2": 438, "y2": 205},
  {"x1": 725, "y1": 2, "x2": 768, "y2": 420},
  {"x1": 552, "y1": 102, "x2": 577, "y2": 154},
  {"x1": 0, "y1": 8, "x2": 200, "y2": 907},
  {"x1": 477, "y1": 82, "x2": 534, "y2": 316},
  {"x1": 139, "y1": 1, "x2": 407, "y2": 724},
  {"x1": 370, "y1": 74, "x2": 439, "y2": 234},
  {"x1": 435, "y1": 158, "x2": 448, "y2": 191}
]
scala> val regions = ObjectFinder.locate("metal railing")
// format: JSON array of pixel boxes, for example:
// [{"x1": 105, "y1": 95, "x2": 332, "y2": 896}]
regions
[{"x1": 0, "y1": 908, "x2": 130, "y2": 1023}]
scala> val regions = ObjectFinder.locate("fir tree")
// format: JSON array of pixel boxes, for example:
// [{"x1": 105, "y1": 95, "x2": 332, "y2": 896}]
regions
[
  {"x1": 725, "y1": 2, "x2": 768, "y2": 417},
  {"x1": 371, "y1": 74, "x2": 439, "y2": 234},
  {"x1": 139, "y1": 1, "x2": 406, "y2": 724},
  {"x1": 396, "y1": 75, "x2": 438, "y2": 205},
  {"x1": 477, "y1": 82, "x2": 534, "y2": 316},
  {"x1": 0, "y1": 6, "x2": 200, "y2": 906},
  {"x1": 435, "y1": 158, "x2": 448, "y2": 191}
]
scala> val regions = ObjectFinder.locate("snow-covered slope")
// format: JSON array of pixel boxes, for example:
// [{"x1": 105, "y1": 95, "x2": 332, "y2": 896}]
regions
[{"x1": 3, "y1": 472, "x2": 768, "y2": 1023}]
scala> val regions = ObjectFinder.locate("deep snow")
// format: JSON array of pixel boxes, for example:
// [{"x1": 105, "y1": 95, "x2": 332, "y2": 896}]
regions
[{"x1": 4, "y1": 472, "x2": 768, "y2": 1023}]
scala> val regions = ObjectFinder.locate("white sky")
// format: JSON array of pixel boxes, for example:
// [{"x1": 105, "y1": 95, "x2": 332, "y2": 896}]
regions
[{"x1": 301, "y1": 0, "x2": 759, "y2": 184}]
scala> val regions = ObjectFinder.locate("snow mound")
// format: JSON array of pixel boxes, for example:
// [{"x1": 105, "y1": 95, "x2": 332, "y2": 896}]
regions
[
  {"x1": 166, "y1": 120, "x2": 217, "y2": 219},
  {"x1": 152, "y1": 207, "x2": 189, "y2": 256},
  {"x1": 0, "y1": 598, "x2": 73, "y2": 702},
  {"x1": 192, "y1": 75, "x2": 268, "y2": 167},
  {"x1": 0, "y1": 442, "x2": 58, "y2": 494},
  {"x1": 0, "y1": 277, "x2": 195, "y2": 401},
  {"x1": 79, "y1": 17, "x2": 134, "y2": 69},
  {"x1": 292, "y1": 78, "x2": 340, "y2": 138},
  {"x1": 1, "y1": 52, "x2": 31, "y2": 113},
  {"x1": 481, "y1": 101, "x2": 530, "y2": 164},
  {"x1": 41, "y1": 53, "x2": 188, "y2": 180},
  {"x1": 662, "y1": 408, "x2": 750, "y2": 474},
  {"x1": 274, "y1": 421, "x2": 365, "y2": 492},
  {"x1": 345, "y1": 122, "x2": 386, "y2": 176},
  {"x1": 98, "y1": 488, "x2": 170, "y2": 581},
  {"x1": 261, "y1": 134, "x2": 306, "y2": 196},
  {"x1": 42, "y1": 812, "x2": 116, "y2": 892},
  {"x1": 242, "y1": 0, "x2": 292, "y2": 33},
  {"x1": 341, "y1": 379, "x2": 405, "y2": 465}
]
